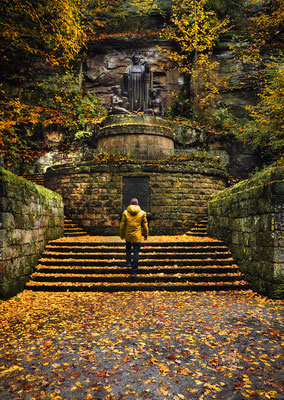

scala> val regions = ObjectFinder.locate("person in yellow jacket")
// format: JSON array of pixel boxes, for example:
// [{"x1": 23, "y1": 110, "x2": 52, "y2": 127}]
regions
[{"x1": 120, "y1": 198, "x2": 149, "y2": 277}]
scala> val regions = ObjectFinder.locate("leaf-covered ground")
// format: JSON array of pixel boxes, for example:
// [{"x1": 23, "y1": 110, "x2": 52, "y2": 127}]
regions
[{"x1": 0, "y1": 290, "x2": 283, "y2": 400}]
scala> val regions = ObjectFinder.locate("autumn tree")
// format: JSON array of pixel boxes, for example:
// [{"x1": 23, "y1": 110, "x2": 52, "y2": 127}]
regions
[
  {"x1": 160, "y1": 0, "x2": 229, "y2": 113},
  {"x1": 0, "y1": 0, "x2": 117, "y2": 170},
  {"x1": 234, "y1": 0, "x2": 284, "y2": 64},
  {"x1": 230, "y1": 0, "x2": 284, "y2": 162},
  {"x1": 0, "y1": 0, "x2": 88, "y2": 77},
  {"x1": 235, "y1": 63, "x2": 284, "y2": 161}
]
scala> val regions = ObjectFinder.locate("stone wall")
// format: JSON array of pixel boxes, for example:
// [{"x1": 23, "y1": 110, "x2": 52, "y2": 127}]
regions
[
  {"x1": 45, "y1": 161, "x2": 227, "y2": 236},
  {"x1": 0, "y1": 168, "x2": 64, "y2": 299},
  {"x1": 208, "y1": 167, "x2": 284, "y2": 299}
]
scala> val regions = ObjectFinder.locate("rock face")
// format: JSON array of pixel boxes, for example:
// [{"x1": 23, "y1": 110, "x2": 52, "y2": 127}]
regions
[
  {"x1": 85, "y1": 37, "x2": 259, "y2": 113},
  {"x1": 0, "y1": 168, "x2": 64, "y2": 299},
  {"x1": 45, "y1": 160, "x2": 227, "y2": 236},
  {"x1": 208, "y1": 167, "x2": 284, "y2": 299},
  {"x1": 214, "y1": 44, "x2": 259, "y2": 114}
]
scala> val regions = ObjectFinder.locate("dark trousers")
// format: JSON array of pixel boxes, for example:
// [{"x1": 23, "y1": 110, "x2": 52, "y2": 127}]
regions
[{"x1": 126, "y1": 241, "x2": 141, "y2": 272}]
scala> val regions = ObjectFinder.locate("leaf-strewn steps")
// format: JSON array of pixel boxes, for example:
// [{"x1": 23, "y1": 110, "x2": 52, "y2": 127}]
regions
[
  {"x1": 64, "y1": 218, "x2": 88, "y2": 237},
  {"x1": 26, "y1": 238, "x2": 250, "y2": 292},
  {"x1": 186, "y1": 218, "x2": 208, "y2": 237},
  {"x1": 22, "y1": 173, "x2": 45, "y2": 186}
]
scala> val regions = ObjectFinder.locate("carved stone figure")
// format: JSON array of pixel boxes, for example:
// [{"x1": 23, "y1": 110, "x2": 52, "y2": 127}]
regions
[
  {"x1": 121, "y1": 55, "x2": 152, "y2": 113},
  {"x1": 149, "y1": 88, "x2": 164, "y2": 116},
  {"x1": 110, "y1": 86, "x2": 131, "y2": 115}
]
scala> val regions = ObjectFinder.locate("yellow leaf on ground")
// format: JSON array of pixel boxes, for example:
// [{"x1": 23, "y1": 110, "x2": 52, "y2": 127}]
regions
[{"x1": 0, "y1": 365, "x2": 23, "y2": 376}]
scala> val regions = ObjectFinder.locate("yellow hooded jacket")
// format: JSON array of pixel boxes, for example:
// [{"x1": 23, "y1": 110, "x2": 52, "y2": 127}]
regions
[{"x1": 120, "y1": 205, "x2": 149, "y2": 242}]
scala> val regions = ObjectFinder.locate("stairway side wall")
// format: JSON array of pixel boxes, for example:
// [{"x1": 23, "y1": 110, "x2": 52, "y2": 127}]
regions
[
  {"x1": 208, "y1": 166, "x2": 284, "y2": 299},
  {"x1": 45, "y1": 161, "x2": 227, "y2": 236},
  {"x1": 0, "y1": 168, "x2": 64, "y2": 299}
]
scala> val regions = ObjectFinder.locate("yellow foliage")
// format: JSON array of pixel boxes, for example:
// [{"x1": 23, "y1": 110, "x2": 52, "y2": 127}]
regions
[{"x1": 160, "y1": 0, "x2": 229, "y2": 111}]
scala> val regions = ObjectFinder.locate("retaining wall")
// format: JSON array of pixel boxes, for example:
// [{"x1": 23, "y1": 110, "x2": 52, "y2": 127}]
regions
[
  {"x1": 0, "y1": 168, "x2": 64, "y2": 299},
  {"x1": 45, "y1": 161, "x2": 227, "y2": 235},
  {"x1": 208, "y1": 166, "x2": 284, "y2": 298}
]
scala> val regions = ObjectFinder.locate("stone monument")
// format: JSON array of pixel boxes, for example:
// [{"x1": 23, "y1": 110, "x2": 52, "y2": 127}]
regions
[
  {"x1": 98, "y1": 55, "x2": 173, "y2": 159},
  {"x1": 120, "y1": 55, "x2": 152, "y2": 113}
]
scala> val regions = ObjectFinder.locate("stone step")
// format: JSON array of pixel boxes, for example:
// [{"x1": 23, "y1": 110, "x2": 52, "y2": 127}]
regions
[
  {"x1": 186, "y1": 218, "x2": 209, "y2": 237},
  {"x1": 35, "y1": 264, "x2": 240, "y2": 275},
  {"x1": 46, "y1": 245, "x2": 230, "y2": 256},
  {"x1": 22, "y1": 173, "x2": 45, "y2": 186},
  {"x1": 26, "y1": 236, "x2": 250, "y2": 293},
  {"x1": 25, "y1": 280, "x2": 250, "y2": 292},
  {"x1": 38, "y1": 258, "x2": 235, "y2": 267},
  {"x1": 64, "y1": 233, "x2": 88, "y2": 237},
  {"x1": 187, "y1": 232, "x2": 207, "y2": 237},
  {"x1": 64, "y1": 230, "x2": 87, "y2": 234},
  {"x1": 45, "y1": 245, "x2": 229, "y2": 253},
  {"x1": 43, "y1": 252, "x2": 232, "y2": 260},
  {"x1": 63, "y1": 217, "x2": 88, "y2": 237},
  {"x1": 31, "y1": 271, "x2": 244, "y2": 284},
  {"x1": 64, "y1": 226, "x2": 86, "y2": 230},
  {"x1": 48, "y1": 241, "x2": 224, "y2": 247}
]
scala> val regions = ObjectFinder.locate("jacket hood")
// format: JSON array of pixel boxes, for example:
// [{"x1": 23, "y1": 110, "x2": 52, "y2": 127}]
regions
[{"x1": 127, "y1": 205, "x2": 141, "y2": 215}]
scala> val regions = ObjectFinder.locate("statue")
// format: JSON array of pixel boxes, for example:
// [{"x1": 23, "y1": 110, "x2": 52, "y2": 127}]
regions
[
  {"x1": 121, "y1": 55, "x2": 153, "y2": 113},
  {"x1": 149, "y1": 88, "x2": 164, "y2": 117},
  {"x1": 109, "y1": 86, "x2": 131, "y2": 115}
]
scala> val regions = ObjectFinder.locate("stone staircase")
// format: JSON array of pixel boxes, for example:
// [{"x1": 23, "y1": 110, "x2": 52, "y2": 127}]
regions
[
  {"x1": 64, "y1": 218, "x2": 88, "y2": 237},
  {"x1": 22, "y1": 173, "x2": 45, "y2": 186},
  {"x1": 186, "y1": 218, "x2": 208, "y2": 237},
  {"x1": 25, "y1": 239, "x2": 250, "y2": 292}
]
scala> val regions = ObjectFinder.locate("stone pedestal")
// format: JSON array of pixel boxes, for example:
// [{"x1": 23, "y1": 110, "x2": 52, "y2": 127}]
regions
[{"x1": 96, "y1": 115, "x2": 174, "y2": 160}]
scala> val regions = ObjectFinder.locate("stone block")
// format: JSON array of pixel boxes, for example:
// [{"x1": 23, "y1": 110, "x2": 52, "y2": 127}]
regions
[
  {"x1": 273, "y1": 263, "x2": 284, "y2": 282},
  {"x1": 274, "y1": 247, "x2": 284, "y2": 263},
  {"x1": 271, "y1": 181, "x2": 284, "y2": 195},
  {"x1": 0, "y1": 212, "x2": 15, "y2": 229},
  {"x1": 265, "y1": 282, "x2": 284, "y2": 299}
]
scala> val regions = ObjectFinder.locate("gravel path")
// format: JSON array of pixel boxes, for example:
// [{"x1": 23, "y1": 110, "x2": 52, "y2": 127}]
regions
[{"x1": 0, "y1": 290, "x2": 283, "y2": 400}]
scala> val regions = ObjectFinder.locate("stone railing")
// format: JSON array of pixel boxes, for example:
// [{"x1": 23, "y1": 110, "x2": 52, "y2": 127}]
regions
[{"x1": 208, "y1": 166, "x2": 284, "y2": 298}]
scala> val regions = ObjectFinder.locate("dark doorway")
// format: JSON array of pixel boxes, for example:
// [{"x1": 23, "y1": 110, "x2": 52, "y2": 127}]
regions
[{"x1": 123, "y1": 176, "x2": 150, "y2": 212}]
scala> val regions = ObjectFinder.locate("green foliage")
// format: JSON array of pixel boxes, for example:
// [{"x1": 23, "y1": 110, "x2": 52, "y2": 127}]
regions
[
  {"x1": 233, "y1": 0, "x2": 284, "y2": 64},
  {"x1": 166, "y1": 150, "x2": 222, "y2": 168},
  {"x1": 92, "y1": 149, "x2": 223, "y2": 170},
  {"x1": 0, "y1": 89, "x2": 43, "y2": 170},
  {"x1": 0, "y1": 0, "x2": 87, "y2": 75},
  {"x1": 0, "y1": 0, "x2": 114, "y2": 169},
  {"x1": 236, "y1": 63, "x2": 284, "y2": 160},
  {"x1": 160, "y1": 0, "x2": 229, "y2": 112},
  {"x1": 93, "y1": 151, "x2": 133, "y2": 163},
  {"x1": 165, "y1": 74, "x2": 192, "y2": 119},
  {"x1": 0, "y1": 0, "x2": 127, "y2": 76},
  {"x1": 33, "y1": 71, "x2": 107, "y2": 140},
  {"x1": 0, "y1": 71, "x2": 107, "y2": 169}
]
